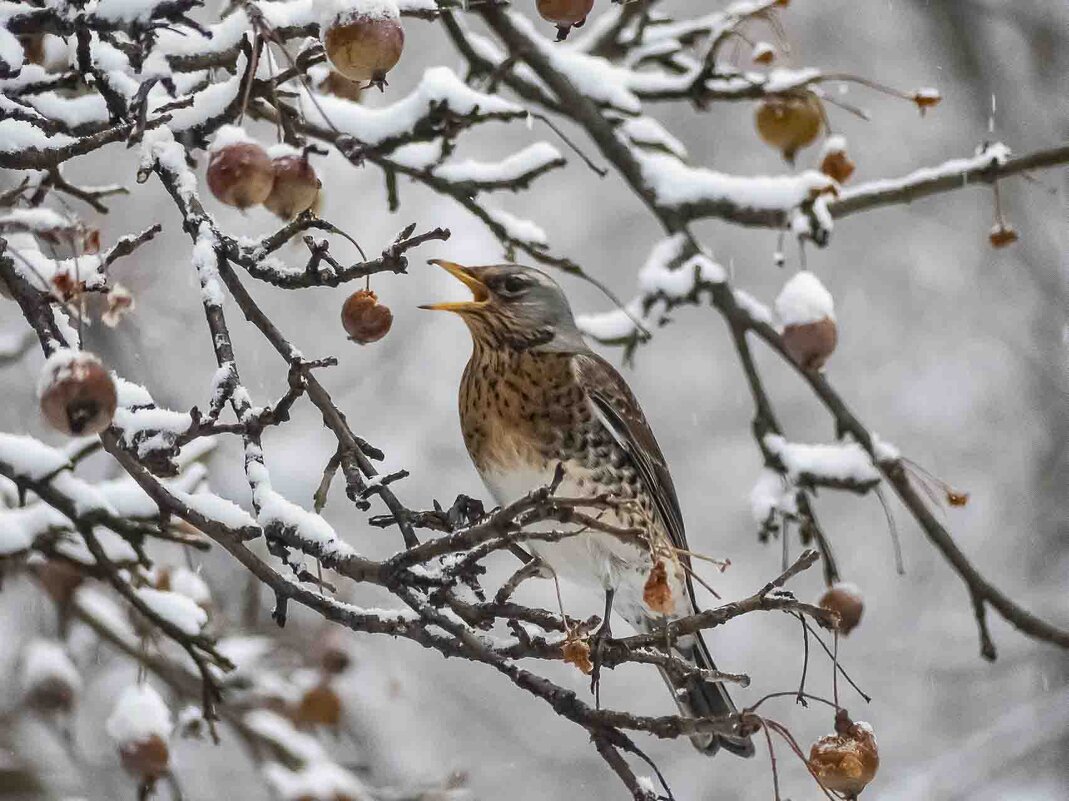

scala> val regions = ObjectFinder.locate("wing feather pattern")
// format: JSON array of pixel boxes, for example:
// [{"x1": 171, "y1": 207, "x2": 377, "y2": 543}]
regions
[{"x1": 571, "y1": 353, "x2": 693, "y2": 584}]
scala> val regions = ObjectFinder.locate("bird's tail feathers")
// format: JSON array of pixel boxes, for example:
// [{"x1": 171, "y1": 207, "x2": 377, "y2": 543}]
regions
[{"x1": 657, "y1": 630, "x2": 755, "y2": 758}]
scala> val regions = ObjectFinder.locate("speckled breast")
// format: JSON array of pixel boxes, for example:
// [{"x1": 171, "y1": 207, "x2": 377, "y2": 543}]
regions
[{"x1": 458, "y1": 346, "x2": 685, "y2": 617}]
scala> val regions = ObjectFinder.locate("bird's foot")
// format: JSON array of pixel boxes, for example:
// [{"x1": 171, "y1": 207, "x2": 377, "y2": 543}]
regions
[{"x1": 588, "y1": 615, "x2": 613, "y2": 706}]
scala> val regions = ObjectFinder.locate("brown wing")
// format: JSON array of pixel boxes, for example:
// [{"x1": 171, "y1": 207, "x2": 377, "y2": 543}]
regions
[{"x1": 571, "y1": 352, "x2": 692, "y2": 567}]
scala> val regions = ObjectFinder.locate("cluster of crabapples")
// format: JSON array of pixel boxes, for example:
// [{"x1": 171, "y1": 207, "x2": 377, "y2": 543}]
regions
[
  {"x1": 207, "y1": 126, "x2": 321, "y2": 218},
  {"x1": 20, "y1": 638, "x2": 174, "y2": 790},
  {"x1": 24, "y1": 558, "x2": 359, "y2": 791},
  {"x1": 208, "y1": 1, "x2": 410, "y2": 210},
  {"x1": 32, "y1": 300, "x2": 389, "y2": 446},
  {"x1": 749, "y1": 33, "x2": 1016, "y2": 248}
]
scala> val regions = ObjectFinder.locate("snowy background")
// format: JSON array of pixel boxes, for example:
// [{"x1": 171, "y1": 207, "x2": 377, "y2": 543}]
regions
[{"x1": 1, "y1": 1, "x2": 1067, "y2": 800}]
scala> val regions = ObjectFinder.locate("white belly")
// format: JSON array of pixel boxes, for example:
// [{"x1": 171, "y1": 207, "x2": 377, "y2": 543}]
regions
[{"x1": 479, "y1": 464, "x2": 674, "y2": 626}]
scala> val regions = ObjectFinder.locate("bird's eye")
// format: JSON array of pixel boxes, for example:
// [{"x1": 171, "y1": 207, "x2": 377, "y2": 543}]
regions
[{"x1": 500, "y1": 275, "x2": 530, "y2": 295}]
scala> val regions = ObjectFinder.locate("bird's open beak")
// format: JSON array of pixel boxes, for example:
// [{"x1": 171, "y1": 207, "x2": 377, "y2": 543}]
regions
[{"x1": 419, "y1": 259, "x2": 490, "y2": 312}]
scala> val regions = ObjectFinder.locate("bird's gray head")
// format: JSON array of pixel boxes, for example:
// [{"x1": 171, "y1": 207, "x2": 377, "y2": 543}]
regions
[{"x1": 421, "y1": 260, "x2": 587, "y2": 353}]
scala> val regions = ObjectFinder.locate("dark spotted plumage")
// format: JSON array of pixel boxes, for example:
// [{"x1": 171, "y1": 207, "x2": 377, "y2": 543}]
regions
[{"x1": 424, "y1": 260, "x2": 754, "y2": 757}]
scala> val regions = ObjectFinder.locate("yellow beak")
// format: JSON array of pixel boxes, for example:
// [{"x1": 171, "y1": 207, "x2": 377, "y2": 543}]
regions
[{"x1": 419, "y1": 259, "x2": 490, "y2": 312}]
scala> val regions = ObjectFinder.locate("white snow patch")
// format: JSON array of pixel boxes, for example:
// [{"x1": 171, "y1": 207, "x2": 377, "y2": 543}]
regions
[
  {"x1": 134, "y1": 587, "x2": 208, "y2": 635},
  {"x1": 872, "y1": 434, "x2": 900, "y2": 463},
  {"x1": 0, "y1": 206, "x2": 73, "y2": 232},
  {"x1": 0, "y1": 119, "x2": 76, "y2": 154},
  {"x1": 209, "y1": 124, "x2": 258, "y2": 153},
  {"x1": 432, "y1": 142, "x2": 562, "y2": 185},
  {"x1": 191, "y1": 222, "x2": 226, "y2": 307},
  {"x1": 166, "y1": 68, "x2": 243, "y2": 132},
  {"x1": 485, "y1": 208, "x2": 547, "y2": 245},
  {"x1": 266, "y1": 142, "x2": 304, "y2": 160},
  {"x1": 244, "y1": 709, "x2": 328, "y2": 763},
  {"x1": 749, "y1": 467, "x2": 796, "y2": 524},
  {"x1": 636, "y1": 234, "x2": 724, "y2": 296},
  {"x1": 821, "y1": 135, "x2": 848, "y2": 157},
  {"x1": 636, "y1": 776, "x2": 657, "y2": 795},
  {"x1": 106, "y1": 684, "x2": 173, "y2": 745},
  {"x1": 314, "y1": 0, "x2": 399, "y2": 26},
  {"x1": 173, "y1": 489, "x2": 257, "y2": 530},
  {"x1": 56, "y1": 527, "x2": 139, "y2": 565},
  {"x1": 637, "y1": 151, "x2": 835, "y2": 211},
  {"x1": 74, "y1": 585, "x2": 139, "y2": 644},
  {"x1": 113, "y1": 377, "x2": 155, "y2": 409},
  {"x1": 389, "y1": 140, "x2": 443, "y2": 170},
  {"x1": 733, "y1": 289, "x2": 773, "y2": 327},
  {"x1": 0, "y1": 25, "x2": 23, "y2": 73},
  {"x1": 576, "y1": 300, "x2": 646, "y2": 342},
  {"x1": 20, "y1": 639, "x2": 82, "y2": 694},
  {"x1": 263, "y1": 762, "x2": 371, "y2": 801},
  {"x1": 166, "y1": 566, "x2": 212, "y2": 607},
  {"x1": 26, "y1": 92, "x2": 110, "y2": 127},
  {"x1": 0, "y1": 505, "x2": 65, "y2": 555},
  {"x1": 775, "y1": 271, "x2": 834, "y2": 326},
  {"x1": 829, "y1": 581, "x2": 863, "y2": 602},
  {"x1": 93, "y1": 0, "x2": 169, "y2": 23},
  {"x1": 0, "y1": 432, "x2": 70, "y2": 479},
  {"x1": 619, "y1": 116, "x2": 688, "y2": 159},
  {"x1": 246, "y1": 453, "x2": 355, "y2": 559},
  {"x1": 764, "y1": 434, "x2": 880, "y2": 484},
  {"x1": 300, "y1": 67, "x2": 522, "y2": 146},
  {"x1": 764, "y1": 67, "x2": 822, "y2": 93}
]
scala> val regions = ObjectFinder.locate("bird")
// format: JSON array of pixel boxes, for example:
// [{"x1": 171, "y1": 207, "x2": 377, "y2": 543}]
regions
[{"x1": 421, "y1": 259, "x2": 754, "y2": 757}]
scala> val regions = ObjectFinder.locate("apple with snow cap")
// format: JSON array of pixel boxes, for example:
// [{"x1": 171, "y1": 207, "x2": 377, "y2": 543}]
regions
[
  {"x1": 21, "y1": 639, "x2": 81, "y2": 714},
  {"x1": 820, "y1": 135, "x2": 856, "y2": 184},
  {"x1": 207, "y1": 126, "x2": 276, "y2": 210},
  {"x1": 107, "y1": 684, "x2": 173, "y2": 783},
  {"x1": 775, "y1": 271, "x2": 837, "y2": 371},
  {"x1": 318, "y1": 0, "x2": 404, "y2": 87},
  {"x1": 38, "y1": 349, "x2": 117, "y2": 436},
  {"x1": 752, "y1": 41, "x2": 776, "y2": 65}
]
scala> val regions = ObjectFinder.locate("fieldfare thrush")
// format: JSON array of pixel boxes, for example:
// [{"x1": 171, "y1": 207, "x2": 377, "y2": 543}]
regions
[{"x1": 422, "y1": 260, "x2": 754, "y2": 757}]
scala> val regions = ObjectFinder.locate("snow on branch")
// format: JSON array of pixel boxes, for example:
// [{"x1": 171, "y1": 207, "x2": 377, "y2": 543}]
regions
[
  {"x1": 635, "y1": 150, "x2": 837, "y2": 229},
  {"x1": 427, "y1": 141, "x2": 566, "y2": 191},
  {"x1": 829, "y1": 141, "x2": 1060, "y2": 218},
  {"x1": 298, "y1": 66, "x2": 527, "y2": 150},
  {"x1": 763, "y1": 434, "x2": 882, "y2": 492},
  {"x1": 577, "y1": 233, "x2": 724, "y2": 344}
]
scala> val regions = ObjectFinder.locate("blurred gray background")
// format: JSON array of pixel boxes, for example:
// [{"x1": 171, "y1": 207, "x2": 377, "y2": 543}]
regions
[{"x1": 1, "y1": 1, "x2": 1067, "y2": 799}]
